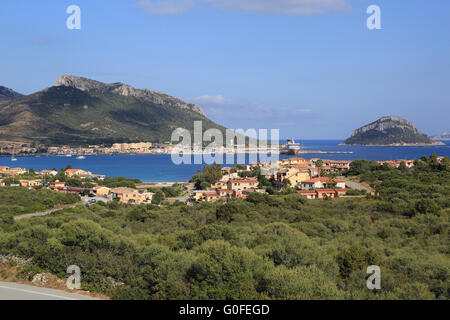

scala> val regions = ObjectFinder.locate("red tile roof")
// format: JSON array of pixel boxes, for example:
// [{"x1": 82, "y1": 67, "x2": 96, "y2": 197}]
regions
[
  {"x1": 303, "y1": 177, "x2": 346, "y2": 184},
  {"x1": 207, "y1": 193, "x2": 220, "y2": 197},
  {"x1": 228, "y1": 179, "x2": 258, "y2": 183},
  {"x1": 302, "y1": 177, "x2": 332, "y2": 183},
  {"x1": 316, "y1": 189, "x2": 339, "y2": 193}
]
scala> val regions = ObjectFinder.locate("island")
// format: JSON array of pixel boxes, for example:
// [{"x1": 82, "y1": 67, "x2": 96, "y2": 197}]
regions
[
  {"x1": 433, "y1": 131, "x2": 450, "y2": 141},
  {"x1": 341, "y1": 116, "x2": 444, "y2": 146}
]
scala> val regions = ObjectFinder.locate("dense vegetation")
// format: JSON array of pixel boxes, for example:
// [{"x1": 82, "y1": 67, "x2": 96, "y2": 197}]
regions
[
  {"x1": 0, "y1": 155, "x2": 448, "y2": 300},
  {"x1": 147, "y1": 183, "x2": 186, "y2": 205},
  {"x1": 0, "y1": 188, "x2": 80, "y2": 218}
]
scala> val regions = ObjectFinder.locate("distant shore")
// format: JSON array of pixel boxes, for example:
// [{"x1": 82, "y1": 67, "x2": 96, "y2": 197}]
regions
[{"x1": 339, "y1": 142, "x2": 446, "y2": 147}]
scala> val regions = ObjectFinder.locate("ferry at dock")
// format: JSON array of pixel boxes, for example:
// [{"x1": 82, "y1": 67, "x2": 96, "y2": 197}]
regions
[{"x1": 280, "y1": 139, "x2": 303, "y2": 155}]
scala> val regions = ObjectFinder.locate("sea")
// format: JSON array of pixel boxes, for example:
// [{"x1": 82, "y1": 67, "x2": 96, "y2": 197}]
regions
[{"x1": 1, "y1": 140, "x2": 449, "y2": 182}]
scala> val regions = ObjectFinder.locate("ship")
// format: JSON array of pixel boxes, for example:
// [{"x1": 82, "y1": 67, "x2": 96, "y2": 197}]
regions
[{"x1": 280, "y1": 139, "x2": 303, "y2": 155}]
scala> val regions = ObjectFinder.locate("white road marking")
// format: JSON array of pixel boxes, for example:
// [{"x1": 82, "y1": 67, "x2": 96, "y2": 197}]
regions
[{"x1": 0, "y1": 284, "x2": 78, "y2": 300}]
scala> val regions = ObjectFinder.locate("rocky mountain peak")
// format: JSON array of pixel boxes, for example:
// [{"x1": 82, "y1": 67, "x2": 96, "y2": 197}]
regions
[
  {"x1": 54, "y1": 75, "x2": 115, "y2": 92},
  {"x1": 342, "y1": 116, "x2": 437, "y2": 146},
  {"x1": 0, "y1": 85, "x2": 23, "y2": 101},
  {"x1": 54, "y1": 75, "x2": 205, "y2": 116},
  {"x1": 351, "y1": 116, "x2": 418, "y2": 137}
]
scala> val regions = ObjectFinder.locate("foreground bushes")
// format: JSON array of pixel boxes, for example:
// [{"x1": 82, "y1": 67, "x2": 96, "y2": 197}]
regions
[
  {"x1": 0, "y1": 187, "x2": 80, "y2": 217},
  {"x1": 0, "y1": 157, "x2": 448, "y2": 300}
]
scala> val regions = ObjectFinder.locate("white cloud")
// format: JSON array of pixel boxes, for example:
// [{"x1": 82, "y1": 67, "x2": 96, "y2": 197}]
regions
[
  {"x1": 206, "y1": 0, "x2": 352, "y2": 15},
  {"x1": 137, "y1": 0, "x2": 195, "y2": 15},
  {"x1": 138, "y1": 0, "x2": 353, "y2": 16},
  {"x1": 190, "y1": 94, "x2": 227, "y2": 105}
]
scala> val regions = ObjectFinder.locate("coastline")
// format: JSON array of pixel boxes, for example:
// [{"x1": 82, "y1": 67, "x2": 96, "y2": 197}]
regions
[{"x1": 339, "y1": 142, "x2": 446, "y2": 147}]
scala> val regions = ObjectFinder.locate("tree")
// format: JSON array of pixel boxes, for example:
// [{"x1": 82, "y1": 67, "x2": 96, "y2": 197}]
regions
[
  {"x1": 316, "y1": 159, "x2": 323, "y2": 168},
  {"x1": 281, "y1": 179, "x2": 291, "y2": 190},
  {"x1": 191, "y1": 164, "x2": 222, "y2": 190},
  {"x1": 258, "y1": 175, "x2": 271, "y2": 189},
  {"x1": 336, "y1": 246, "x2": 381, "y2": 280},
  {"x1": 203, "y1": 164, "x2": 223, "y2": 184},
  {"x1": 398, "y1": 161, "x2": 408, "y2": 171},
  {"x1": 150, "y1": 190, "x2": 165, "y2": 205}
]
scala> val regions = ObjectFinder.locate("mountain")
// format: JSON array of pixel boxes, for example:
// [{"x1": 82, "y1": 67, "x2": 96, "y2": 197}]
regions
[
  {"x1": 432, "y1": 131, "x2": 450, "y2": 141},
  {"x1": 0, "y1": 75, "x2": 224, "y2": 146},
  {"x1": 0, "y1": 86, "x2": 23, "y2": 101},
  {"x1": 342, "y1": 116, "x2": 442, "y2": 146},
  {"x1": 54, "y1": 75, "x2": 206, "y2": 116}
]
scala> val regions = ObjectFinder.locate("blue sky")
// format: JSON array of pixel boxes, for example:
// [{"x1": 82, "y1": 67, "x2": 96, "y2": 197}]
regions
[{"x1": 0, "y1": 0, "x2": 449, "y2": 139}]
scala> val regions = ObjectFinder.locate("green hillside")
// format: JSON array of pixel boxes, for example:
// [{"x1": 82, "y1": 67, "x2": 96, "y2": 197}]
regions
[{"x1": 0, "y1": 85, "x2": 225, "y2": 146}]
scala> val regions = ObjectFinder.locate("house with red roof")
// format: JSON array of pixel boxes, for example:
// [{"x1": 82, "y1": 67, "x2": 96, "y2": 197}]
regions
[
  {"x1": 297, "y1": 190, "x2": 317, "y2": 199},
  {"x1": 297, "y1": 188, "x2": 351, "y2": 199},
  {"x1": 65, "y1": 168, "x2": 93, "y2": 178},
  {"x1": 301, "y1": 177, "x2": 346, "y2": 190},
  {"x1": 0, "y1": 166, "x2": 10, "y2": 173},
  {"x1": 227, "y1": 178, "x2": 259, "y2": 191}
]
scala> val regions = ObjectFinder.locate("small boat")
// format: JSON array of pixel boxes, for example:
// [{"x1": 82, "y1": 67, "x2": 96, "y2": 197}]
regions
[
  {"x1": 11, "y1": 148, "x2": 17, "y2": 161},
  {"x1": 76, "y1": 155, "x2": 86, "y2": 160}
]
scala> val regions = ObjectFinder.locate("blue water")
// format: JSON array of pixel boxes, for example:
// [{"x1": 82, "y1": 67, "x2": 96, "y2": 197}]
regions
[{"x1": 1, "y1": 140, "x2": 449, "y2": 182}]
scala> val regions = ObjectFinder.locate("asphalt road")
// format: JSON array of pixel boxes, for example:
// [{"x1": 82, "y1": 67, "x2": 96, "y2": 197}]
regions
[
  {"x1": 0, "y1": 281, "x2": 98, "y2": 300},
  {"x1": 14, "y1": 204, "x2": 79, "y2": 221},
  {"x1": 14, "y1": 197, "x2": 109, "y2": 221}
]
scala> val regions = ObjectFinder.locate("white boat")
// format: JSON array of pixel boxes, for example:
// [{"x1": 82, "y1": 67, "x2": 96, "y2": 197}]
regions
[
  {"x1": 76, "y1": 156, "x2": 86, "y2": 159},
  {"x1": 11, "y1": 148, "x2": 17, "y2": 161},
  {"x1": 66, "y1": 154, "x2": 73, "y2": 157}
]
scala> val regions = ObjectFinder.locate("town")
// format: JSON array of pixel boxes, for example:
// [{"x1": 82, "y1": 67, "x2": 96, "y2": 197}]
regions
[
  {"x1": 0, "y1": 141, "x2": 350, "y2": 157},
  {"x1": 2, "y1": 156, "x2": 442, "y2": 206},
  {"x1": 0, "y1": 142, "x2": 177, "y2": 156}
]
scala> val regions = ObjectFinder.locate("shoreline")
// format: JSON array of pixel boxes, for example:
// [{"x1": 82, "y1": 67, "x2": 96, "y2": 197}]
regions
[{"x1": 339, "y1": 142, "x2": 446, "y2": 147}]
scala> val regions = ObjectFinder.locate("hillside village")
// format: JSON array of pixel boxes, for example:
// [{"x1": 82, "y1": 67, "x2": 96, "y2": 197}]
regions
[{"x1": 1, "y1": 156, "x2": 438, "y2": 206}]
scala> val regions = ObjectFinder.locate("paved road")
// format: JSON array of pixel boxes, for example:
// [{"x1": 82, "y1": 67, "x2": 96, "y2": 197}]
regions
[
  {"x1": 14, "y1": 205, "x2": 79, "y2": 221},
  {"x1": 343, "y1": 180, "x2": 373, "y2": 193},
  {"x1": 169, "y1": 183, "x2": 194, "y2": 203},
  {"x1": 0, "y1": 281, "x2": 97, "y2": 300},
  {"x1": 14, "y1": 197, "x2": 109, "y2": 221},
  {"x1": 14, "y1": 203, "x2": 79, "y2": 221},
  {"x1": 337, "y1": 176, "x2": 373, "y2": 193},
  {"x1": 81, "y1": 196, "x2": 111, "y2": 205}
]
